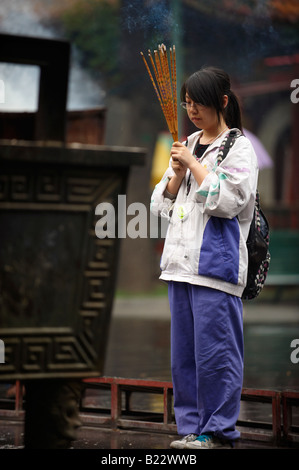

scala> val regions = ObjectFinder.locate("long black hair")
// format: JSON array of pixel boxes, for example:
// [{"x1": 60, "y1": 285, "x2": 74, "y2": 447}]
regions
[{"x1": 181, "y1": 66, "x2": 243, "y2": 132}]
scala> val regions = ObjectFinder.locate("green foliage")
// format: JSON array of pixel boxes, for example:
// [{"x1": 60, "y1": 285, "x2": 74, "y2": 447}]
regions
[{"x1": 61, "y1": 0, "x2": 120, "y2": 85}]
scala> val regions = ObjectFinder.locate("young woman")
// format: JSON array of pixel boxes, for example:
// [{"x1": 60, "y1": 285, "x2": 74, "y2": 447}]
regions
[{"x1": 150, "y1": 67, "x2": 258, "y2": 449}]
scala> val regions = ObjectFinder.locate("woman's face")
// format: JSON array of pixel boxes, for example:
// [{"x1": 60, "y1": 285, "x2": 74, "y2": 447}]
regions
[{"x1": 185, "y1": 93, "x2": 219, "y2": 131}]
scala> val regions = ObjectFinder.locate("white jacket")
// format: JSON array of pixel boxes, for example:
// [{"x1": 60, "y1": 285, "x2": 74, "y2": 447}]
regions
[{"x1": 150, "y1": 129, "x2": 259, "y2": 297}]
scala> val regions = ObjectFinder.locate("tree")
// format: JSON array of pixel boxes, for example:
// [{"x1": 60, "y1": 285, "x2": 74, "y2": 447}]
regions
[{"x1": 61, "y1": 0, "x2": 121, "y2": 88}]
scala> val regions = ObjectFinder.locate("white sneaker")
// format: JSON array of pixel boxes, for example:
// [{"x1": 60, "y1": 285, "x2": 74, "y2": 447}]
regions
[
  {"x1": 186, "y1": 433, "x2": 233, "y2": 449},
  {"x1": 170, "y1": 433, "x2": 198, "y2": 449}
]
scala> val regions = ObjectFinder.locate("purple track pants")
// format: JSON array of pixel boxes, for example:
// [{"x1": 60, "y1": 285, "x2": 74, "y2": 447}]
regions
[{"x1": 168, "y1": 281, "x2": 243, "y2": 441}]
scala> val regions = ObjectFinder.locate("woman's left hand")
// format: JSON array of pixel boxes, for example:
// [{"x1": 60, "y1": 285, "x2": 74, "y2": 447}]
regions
[
  {"x1": 171, "y1": 141, "x2": 209, "y2": 187},
  {"x1": 171, "y1": 142, "x2": 195, "y2": 169}
]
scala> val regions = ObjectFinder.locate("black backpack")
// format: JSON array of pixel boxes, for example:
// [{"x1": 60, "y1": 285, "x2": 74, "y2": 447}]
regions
[{"x1": 216, "y1": 130, "x2": 271, "y2": 300}]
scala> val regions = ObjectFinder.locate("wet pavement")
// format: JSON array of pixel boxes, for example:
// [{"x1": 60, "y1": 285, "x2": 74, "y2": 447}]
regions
[
  {"x1": 0, "y1": 296, "x2": 299, "y2": 452},
  {"x1": 105, "y1": 297, "x2": 299, "y2": 391},
  {"x1": 0, "y1": 418, "x2": 293, "y2": 451}
]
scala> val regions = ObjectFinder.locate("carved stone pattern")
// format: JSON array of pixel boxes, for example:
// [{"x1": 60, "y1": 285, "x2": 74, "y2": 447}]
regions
[
  {"x1": 0, "y1": 171, "x2": 124, "y2": 378},
  {"x1": 0, "y1": 172, "x2": 116, "y2": 204}
]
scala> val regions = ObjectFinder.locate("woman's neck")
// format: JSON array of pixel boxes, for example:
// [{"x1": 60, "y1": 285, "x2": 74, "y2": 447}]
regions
[{"x1": 200, "y1": 120, "x2": 228, "y2": 145}]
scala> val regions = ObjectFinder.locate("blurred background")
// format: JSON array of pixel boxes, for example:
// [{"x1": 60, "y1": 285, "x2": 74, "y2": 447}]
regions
[{"x1": 0, "y1": 0, "x2": 298, "y2": 397}]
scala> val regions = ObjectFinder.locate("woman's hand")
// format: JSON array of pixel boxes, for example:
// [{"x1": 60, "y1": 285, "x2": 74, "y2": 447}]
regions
[
  {"x1": 171, "y1": 141, "x2": 209, "y2": 188},
  {"x1": 166, "y1": 141, "x2": 209, "y2": 196},
  {"x1": 171, "y1": 141, "x2": 194, "y2": 170},
  {"x1": 171, "y1": 156, "x2": 187, "y2": 178}
]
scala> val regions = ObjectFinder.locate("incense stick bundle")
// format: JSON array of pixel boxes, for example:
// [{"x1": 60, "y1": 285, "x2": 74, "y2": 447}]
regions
[{"x1": 140, "y1": 44, "x2": 178, "y2": 141}]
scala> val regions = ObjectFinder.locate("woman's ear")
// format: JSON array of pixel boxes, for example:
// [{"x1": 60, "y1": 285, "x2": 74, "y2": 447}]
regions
[{"x1": 223, "y1": 94, "x2": 228, "y2": 109}]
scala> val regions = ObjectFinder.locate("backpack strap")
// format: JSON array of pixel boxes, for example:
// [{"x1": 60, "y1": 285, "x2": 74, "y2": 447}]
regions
[{"x1": 216, "y1": 129, "x2": 241, "y2": 166}]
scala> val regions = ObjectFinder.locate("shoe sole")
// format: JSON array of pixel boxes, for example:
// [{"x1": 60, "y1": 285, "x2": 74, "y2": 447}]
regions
[
  {"x1": 170, "y1": 441, "x2": 188, "y2": 449},
  {"x1": 186, "y1": 442, "x2": 232, "y2": 449},
  {"x1": 170, "y1": 437, "x2": 198, "y2": 449}
]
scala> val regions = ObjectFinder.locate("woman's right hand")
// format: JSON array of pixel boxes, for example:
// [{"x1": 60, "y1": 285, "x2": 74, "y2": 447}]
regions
[
  {"x1": 166, "y1": 158, "x2": 187, "y2": 196},
  {"x1": 171, "y1": 156, "x2": 187, "y2": 178}
]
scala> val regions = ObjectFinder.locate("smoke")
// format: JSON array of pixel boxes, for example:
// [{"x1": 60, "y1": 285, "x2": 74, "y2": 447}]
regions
[
  {"x1": 0, "y1": 0, "x2": 105, "y2": 112},
  {"x1": 121, "y1": 0, "x2": 178, "y2": 40}
]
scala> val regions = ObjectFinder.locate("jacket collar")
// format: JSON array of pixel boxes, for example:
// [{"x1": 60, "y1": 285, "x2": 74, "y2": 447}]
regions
[{"x1": 186, "y1": 128, "x2": 241, "y2": 156}]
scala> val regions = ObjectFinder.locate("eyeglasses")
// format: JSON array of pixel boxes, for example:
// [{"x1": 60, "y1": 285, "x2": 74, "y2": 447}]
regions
[{"x1": 180, "y1": 102, "x2": 204, "y2": 110}]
